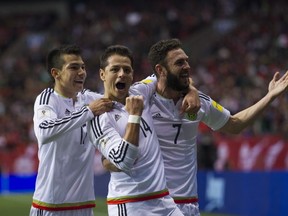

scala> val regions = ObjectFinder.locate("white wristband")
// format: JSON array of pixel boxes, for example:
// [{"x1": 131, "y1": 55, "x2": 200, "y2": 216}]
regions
[{"x1": 128, "y1": 115, "x2": 141, "y2": 124}]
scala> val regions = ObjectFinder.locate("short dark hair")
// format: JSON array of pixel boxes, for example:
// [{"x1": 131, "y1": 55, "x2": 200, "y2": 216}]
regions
[
  {"x1": 47, "y1": 44, "x2": 82, "y2": 76},
  {"x1": 100, "y1": 45, "x2": 134, "y2": 70},
  {"x1": 148, "y1": 38, "x2": 182, "y2": 73}
]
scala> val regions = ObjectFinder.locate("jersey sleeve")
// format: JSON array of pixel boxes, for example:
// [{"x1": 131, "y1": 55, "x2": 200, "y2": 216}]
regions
[
  {"x1": 199, "y1": 92, "x2": 231, "y2": 131},
  {"x1": 33, "y1": 93, "x2": 94, "y2": 145},
  {"x1": 88, "y1": 114, "x2": 138, "y2": 172},
  {"x1": 130, "y1": 74, "x2": 157, "y2": 100}
]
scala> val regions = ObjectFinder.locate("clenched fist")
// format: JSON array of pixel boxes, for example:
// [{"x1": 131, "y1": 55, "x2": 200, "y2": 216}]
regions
[{"x1": 125, "y1": 95, "x2": 144, "y2": 116}]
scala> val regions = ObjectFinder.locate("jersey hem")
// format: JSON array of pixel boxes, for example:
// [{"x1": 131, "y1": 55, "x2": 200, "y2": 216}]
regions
[
  {"x1": 173, "y1": 196, "x2": 199, "y2": 204},
  {"x1": 32, "y1": 200, "x2": 96, "y2": 211},
  {"x1": 107, "y1": 188, "x2": 169, "y2": 204}
]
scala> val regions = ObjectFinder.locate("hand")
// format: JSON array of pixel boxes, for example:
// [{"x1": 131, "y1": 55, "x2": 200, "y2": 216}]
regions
[
  {"x1": 181, "y1": 86, "x2": 201, "y2": 114},
  {"x1": 268, "y1": 71, "x2": 288, "y2": 99},
  {"x1": 125, "y1": 95, "x2": 144, "y2": 116},
  {"x1": 88, "y1": 98, "x2": 114, "y2": 116}
]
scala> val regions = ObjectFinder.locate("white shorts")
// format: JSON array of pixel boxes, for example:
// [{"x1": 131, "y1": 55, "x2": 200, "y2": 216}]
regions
[
  {"x1": 29, "y1": 206, "x2": 94, "y2": 216},
  {"x1": 177, "y1": 203, "x2": 200, "y2": 216},
  {"x1": 108, "y1": 195, "x2": 184, "y2": 216}
]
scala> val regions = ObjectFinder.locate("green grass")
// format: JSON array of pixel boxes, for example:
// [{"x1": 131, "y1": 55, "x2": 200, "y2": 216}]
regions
[{"x1": 0, "y1": 194, "x2": 232, "y2": 216}]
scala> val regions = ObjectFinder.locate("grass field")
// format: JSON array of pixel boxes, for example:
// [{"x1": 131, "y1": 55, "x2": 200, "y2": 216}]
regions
[{"x1": 0, "y1": 194, "x2": 232, "y2": 216}]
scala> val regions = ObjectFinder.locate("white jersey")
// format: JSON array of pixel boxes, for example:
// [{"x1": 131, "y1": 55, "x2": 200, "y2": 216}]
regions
[
  {"x1": 87, "y1": 82, "x2": 170, "y2": 204},
  {"x1": 150, "y1": 90, "x2": 230, "y2": 203},
  {"x1": 32, "y1": 88, "x2": 102, "y2": 211}
]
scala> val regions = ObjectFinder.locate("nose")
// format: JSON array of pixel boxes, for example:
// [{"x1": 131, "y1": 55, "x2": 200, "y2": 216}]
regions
[
  {"x1": 184, "y1": 61, "x2": 190, "y2": 70},
  {"x1": 118, "y1": 68, "x2": 125, "y2": 76},
  {"x1": 78, "y1": 68, "x2": 86, "y2": 77}
]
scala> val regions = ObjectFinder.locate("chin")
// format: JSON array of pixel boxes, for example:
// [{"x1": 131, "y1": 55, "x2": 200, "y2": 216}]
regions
[{"x1": 76, "y1": 86, "x2": 84, "y2": 92}]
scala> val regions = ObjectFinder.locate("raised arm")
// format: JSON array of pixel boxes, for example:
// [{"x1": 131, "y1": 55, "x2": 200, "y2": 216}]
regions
[
  {"x1": 219, "y1": 71, "x2": 288, "y2": 134},
  {"x1": 123, "y1": 95, "x2": 144, "y2": 146},
  {"x1": 89, "y1": 96, "x2": 144, "y2": 172}
]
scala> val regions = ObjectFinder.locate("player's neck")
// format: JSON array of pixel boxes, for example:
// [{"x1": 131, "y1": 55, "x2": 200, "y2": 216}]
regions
[
  {"x1": 54, "y1": 87, "x2": 78, "y2": 103},
  {"x1": 156, "y1": 82, "x2": 182, "y2": 103},
  {"x1": 104, "y1": 92, "x2": 126, "y2": 105}
]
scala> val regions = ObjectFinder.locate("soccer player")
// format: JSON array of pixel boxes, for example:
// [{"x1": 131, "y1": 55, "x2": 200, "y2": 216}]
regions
[
  {"x1": 30, "y1": 44, "x2": 113, "y2": 216},
  {"x1": 145, "y1": 38, "x2": 288, "y2": 216},
  {"x1": 103, "y1": 38, "x2": 288, "y2": 216},
  {"x1": 87, "y1": 45, "x2": 185, "y2": 216}
]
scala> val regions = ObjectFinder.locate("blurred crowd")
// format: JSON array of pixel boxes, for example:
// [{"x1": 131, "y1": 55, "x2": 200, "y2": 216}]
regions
[{"x1": 0, "y1": 0, "x2": 287, "y2": 172}]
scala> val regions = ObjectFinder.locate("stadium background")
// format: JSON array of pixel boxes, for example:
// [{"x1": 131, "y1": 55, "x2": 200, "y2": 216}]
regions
[{"x1": 0, "y1": 0, "x2": 288, "y2": 215}]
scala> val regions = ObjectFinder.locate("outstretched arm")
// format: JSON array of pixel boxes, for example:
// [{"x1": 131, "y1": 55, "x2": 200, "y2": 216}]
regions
[{"x1": 219, "y1": 71, "x2": 288, "y2": 134}]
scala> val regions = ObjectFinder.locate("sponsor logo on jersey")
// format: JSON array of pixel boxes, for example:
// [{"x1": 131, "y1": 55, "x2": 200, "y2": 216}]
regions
[
  {"x1": 212, "y1": 100, "x2": 224, "y2": 112},
  {"x1": 65, "y1": 109, "x2": 71, "y2": 115},
  {"x1": 152, "y1": 113, "x2": 162, "y2": 118}
]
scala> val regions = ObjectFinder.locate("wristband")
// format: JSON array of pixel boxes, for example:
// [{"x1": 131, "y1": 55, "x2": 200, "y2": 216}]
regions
[{"x1": 128, "y1": 115, "x2": 141, "y2": 124}]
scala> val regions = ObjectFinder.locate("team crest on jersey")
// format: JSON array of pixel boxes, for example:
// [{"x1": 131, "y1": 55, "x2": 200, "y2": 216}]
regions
[
  {"x1": 37, "y1": 108, "x2": 51, "y2": 119},
  {"x1": 187, "y1": 113, "x2": 197, "y2": 121},
  {"x1": 114, "y1": 114, "x2": 121, "y2": 121},
  {"x1": 212, "y1": 100, "x2": 224, "y2": 112}
]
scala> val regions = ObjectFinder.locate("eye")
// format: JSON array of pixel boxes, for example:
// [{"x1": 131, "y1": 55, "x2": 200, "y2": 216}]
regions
[
  {"x1": 175, "y1": 60, "x2": 185, "y2": 66},
  {"x1": 70, "y1": 66, "x2": 79, "y2": 70},
  {"x1": 111, "y1": 67, "x2": 119, "y2": 73},
  {"x1": 124, "y1": 68, "x2": 132, "y2": 74},
  {"x1": 67, "y1": 64, "x2": 85, "y2": 71}
]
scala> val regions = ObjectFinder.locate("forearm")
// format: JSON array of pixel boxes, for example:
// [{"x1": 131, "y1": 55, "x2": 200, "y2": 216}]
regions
[
  {"x1": 220, "y1": 93, "x2": 274, "y2": 134},
  {"x1": 123, "y1": 115, "x2": 141, "y2": 146},
  {"x1": 219, "y1": 71, "x2": 288, "y2": 134},
  {"x1": 36, "y1": 106, "x2": 93, "y2": 144}
]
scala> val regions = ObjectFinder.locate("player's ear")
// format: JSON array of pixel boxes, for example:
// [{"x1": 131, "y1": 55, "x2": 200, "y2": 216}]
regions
[
  {"x1": 155, "y1": 64, "x2": 165, "y2": 77},
  {"x1": 51, "y1": 68, "x2": 60, "y2": 79},
  {"x1": 99, "y1": 69, "x2": 105, "y2": 81}
]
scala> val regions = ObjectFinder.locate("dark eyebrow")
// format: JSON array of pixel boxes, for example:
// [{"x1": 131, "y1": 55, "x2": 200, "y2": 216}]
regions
[
  {"x1": 65, "y1": 63, "x2": 85, "y2": 68},
  {"x1": 175, "y1": 57, "x2": 188, "y2": 64},
  {"x1": 68, "y1": 63, "x2": 85, "y2": 66}
]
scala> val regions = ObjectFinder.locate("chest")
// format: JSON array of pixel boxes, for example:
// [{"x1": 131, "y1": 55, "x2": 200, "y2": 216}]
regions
[
  {"x1": 56, "y1": 97, "x2": 86, "y2": 118},
  {"x1": 151, "y1": 97, "x2": 199, "y2": 144},
  {"x1": 111, "y1": 106, "x2": 154, "y2": 140}
]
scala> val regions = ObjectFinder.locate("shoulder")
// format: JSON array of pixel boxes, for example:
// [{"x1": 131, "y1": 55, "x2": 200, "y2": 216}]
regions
[
  {"x1": 80, "y1": 89, "x2": 101, "y2": 96},
  {"x1": 130, "y1": 79, "x2": 156, "y2": 101},
  {"x1": 80, "y1": 89, "x2": 103, "y2": 101},
  {"x1": 90, "y1": 111, "x2": 113, "y2": 133},
  {"x1": 35, "y1": 88, "x2": 55, "y2": 106},
  {"x1": 199, "y1": 91, "x2": 211, "y2": 102}
]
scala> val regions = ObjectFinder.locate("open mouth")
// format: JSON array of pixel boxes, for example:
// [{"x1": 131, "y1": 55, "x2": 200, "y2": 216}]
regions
[
  {"x1": 116, "y1": 82, "x2": 126, "y2": 90},
  {"x1": 179, "y1": 73, "x2": 189, "y2": 78},
  {"x1": 75, "y1": 80, "x2": 84, "y2": 84}
]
